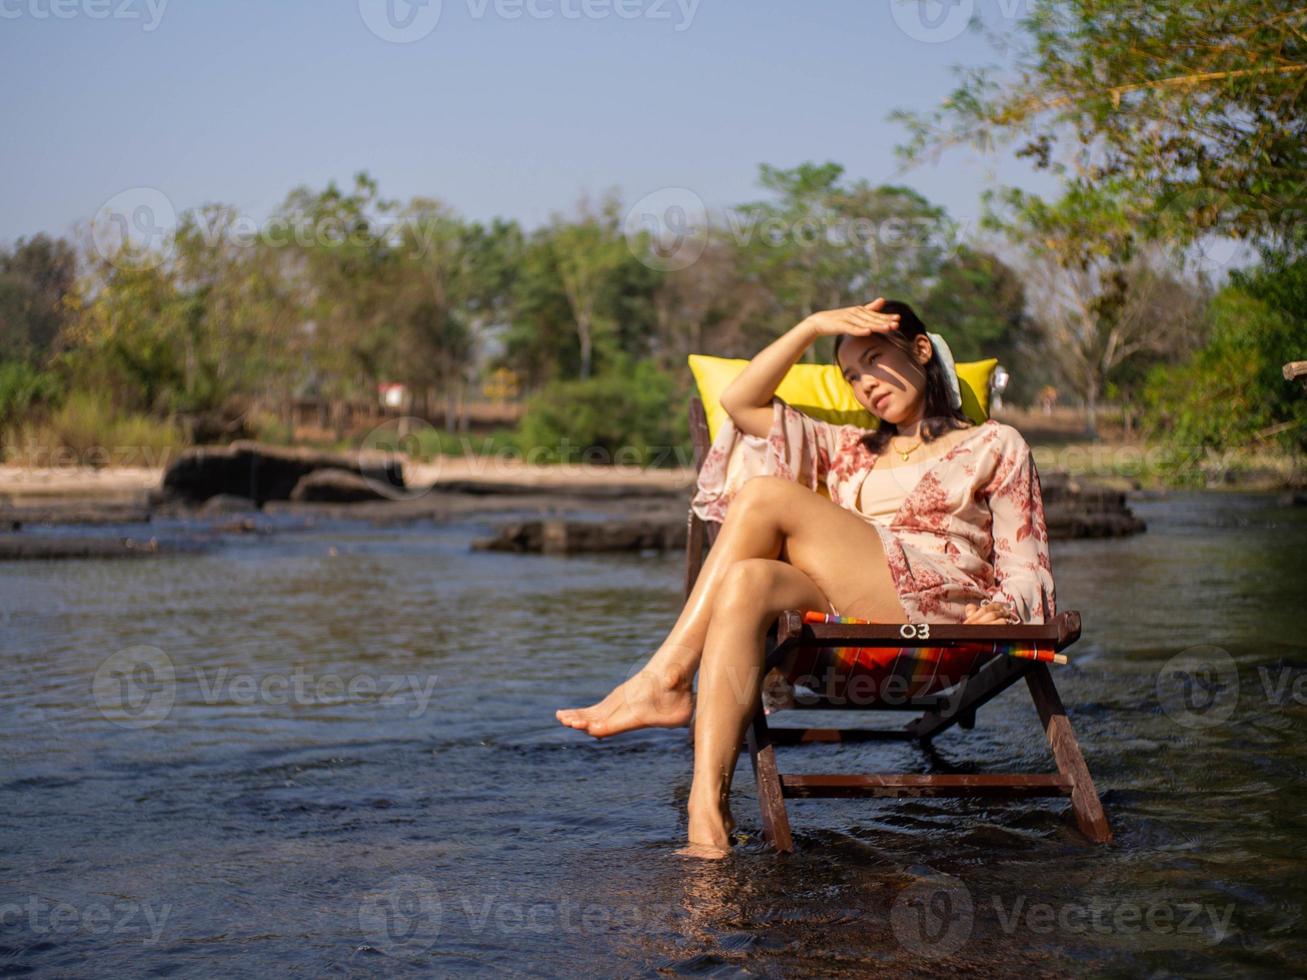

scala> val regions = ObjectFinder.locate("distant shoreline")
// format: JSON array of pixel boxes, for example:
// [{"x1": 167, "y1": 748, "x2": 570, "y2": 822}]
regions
[{"x1": 0, "y1": 457, "x2": 699, "y2": 503}]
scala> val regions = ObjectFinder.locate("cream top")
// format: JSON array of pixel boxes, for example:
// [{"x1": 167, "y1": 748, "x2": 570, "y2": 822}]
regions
[{"x1": 856, "y1": 458, "x2": 931, "y2": 525}]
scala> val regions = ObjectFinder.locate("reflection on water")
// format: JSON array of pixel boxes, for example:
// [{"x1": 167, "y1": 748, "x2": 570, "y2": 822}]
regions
[{"x1": 2, "y1": 492, "x2": 1305, "y2": 975}]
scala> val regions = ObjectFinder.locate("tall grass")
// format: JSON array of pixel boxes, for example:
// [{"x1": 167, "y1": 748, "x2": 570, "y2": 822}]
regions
[{"x1": 3, "y1": 391, "x2": 182, "y2": 469}]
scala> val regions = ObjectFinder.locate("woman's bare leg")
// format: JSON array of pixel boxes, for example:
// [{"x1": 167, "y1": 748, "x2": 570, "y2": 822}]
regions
[
  {"x1": 680, "y1": 556, "x2": 834, "y2": 857},
  {"x1": 555, "y1": 475, "x2": 793, "y2": 735},
  {"x1": 555, "y1": 476, "x2": 907, "y2": 738}
]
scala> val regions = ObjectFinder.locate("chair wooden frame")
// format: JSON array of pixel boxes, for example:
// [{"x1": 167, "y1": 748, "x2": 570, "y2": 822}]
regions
[{"x1": 683, "y1": 396, "x2": 1112, "y2": 850}]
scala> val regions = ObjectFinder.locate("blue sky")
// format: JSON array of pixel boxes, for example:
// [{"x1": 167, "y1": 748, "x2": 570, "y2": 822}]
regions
[{"x1": 1, "y1": 0, "x2": 1060, "y2": 245}]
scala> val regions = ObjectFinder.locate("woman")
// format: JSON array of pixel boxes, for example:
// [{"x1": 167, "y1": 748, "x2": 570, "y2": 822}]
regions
[{"x1": 556, "y1": 297, "x2": 1056, "y2": 858}]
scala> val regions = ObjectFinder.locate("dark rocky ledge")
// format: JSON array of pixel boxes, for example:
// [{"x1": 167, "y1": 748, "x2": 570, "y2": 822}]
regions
[
  {"x1": 472, "y1": 471, "x2": 1146, "y2": 555},
  {"x1": 160, "y1": 441, "x2": 404, "y2": 506}
]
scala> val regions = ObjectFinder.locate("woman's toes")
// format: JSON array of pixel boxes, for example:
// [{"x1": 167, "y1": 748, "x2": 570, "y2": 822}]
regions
[{"x1": 555, "y1": 708, "x2": 590, "y2": 730}]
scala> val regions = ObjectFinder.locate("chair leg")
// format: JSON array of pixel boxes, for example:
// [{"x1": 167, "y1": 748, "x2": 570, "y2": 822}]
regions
[
  {"x1": 1025, "y1": 663, "x2": 1113, "y2": 844},
  {"x1": 746, "y1": 704, "x2": 793, "y2": 853}
]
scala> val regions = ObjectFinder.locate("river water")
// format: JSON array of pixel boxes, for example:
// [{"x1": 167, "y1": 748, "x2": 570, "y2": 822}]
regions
[{"x1": 2, "y1": 491, "x2": 1305, "y2": 976}]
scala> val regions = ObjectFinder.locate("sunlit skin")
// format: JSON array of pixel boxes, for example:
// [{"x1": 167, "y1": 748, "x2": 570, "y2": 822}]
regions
[{"x1": 555, "y1": 299, "x2": 1015, "y2": 858}]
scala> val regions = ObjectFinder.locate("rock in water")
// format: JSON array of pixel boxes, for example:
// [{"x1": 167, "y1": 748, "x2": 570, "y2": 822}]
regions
[
  {"x1": 161, "y1": 441, "x2": 403, "y2": 505},
  {"x1": 290, "y1": 469, "x2": 395, "y2": 503}
]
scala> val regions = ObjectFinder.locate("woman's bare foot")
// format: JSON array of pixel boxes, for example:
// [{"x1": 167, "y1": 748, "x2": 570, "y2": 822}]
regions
[
  {"x1": 555, "y1": 663, "x2": 693, "y2": 738},
  {"x1": 677, "y1": 797, "x2": 735, "y2": 860}
]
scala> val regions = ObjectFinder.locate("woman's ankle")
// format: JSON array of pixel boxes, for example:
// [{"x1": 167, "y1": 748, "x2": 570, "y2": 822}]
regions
[
  {"x1": 687, "y1": 782, "x2": 731, "y2": 816},
  {"x1": 642, "y1": 645, "x2": 698, "y2": 692}
]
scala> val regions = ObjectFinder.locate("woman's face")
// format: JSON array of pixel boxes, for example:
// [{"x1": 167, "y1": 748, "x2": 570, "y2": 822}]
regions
[{"x1": 836, "y1": 332, "x2": 934, "y2": 424}]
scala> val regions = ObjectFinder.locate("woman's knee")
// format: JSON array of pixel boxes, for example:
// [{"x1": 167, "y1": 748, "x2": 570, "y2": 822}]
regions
[
  {"x1": 729, "y1": 476, "x2": 798, "y2": 522},
  {"x1": 714, "y1": 558, "x2": 781, "y2": 613}
]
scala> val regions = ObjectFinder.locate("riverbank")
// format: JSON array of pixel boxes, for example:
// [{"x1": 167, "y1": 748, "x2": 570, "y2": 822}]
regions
[
  {"x1": 4, "y1": 403, "x2": 1300, "y2": 502},
  {"x1": 0, "y1": 456, "x2": 698, "y2": 504}
]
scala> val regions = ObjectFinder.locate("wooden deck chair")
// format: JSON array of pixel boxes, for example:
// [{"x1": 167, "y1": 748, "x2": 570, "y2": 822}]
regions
[{"x1": 683, "y1": 396, "x2": 1112, "y2": 850}]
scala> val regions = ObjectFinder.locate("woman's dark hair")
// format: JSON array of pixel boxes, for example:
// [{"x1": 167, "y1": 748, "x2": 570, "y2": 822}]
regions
[{"x1": 832, "y1": 299, "x2": 970, "y2": 454}]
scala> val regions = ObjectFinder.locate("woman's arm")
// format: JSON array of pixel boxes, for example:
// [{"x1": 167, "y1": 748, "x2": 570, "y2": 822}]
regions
[
  {"x1": 980, "y1": 432, "x2": 1056, "y2": 624},
  {"x1": 720, "y1": 299, "x2": 900, "y2": 438}
]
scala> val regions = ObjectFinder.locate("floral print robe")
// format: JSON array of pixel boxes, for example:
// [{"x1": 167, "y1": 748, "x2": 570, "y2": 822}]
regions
[{"x1": 690, "y1": 395, "x2": 1056, "y2": 624}]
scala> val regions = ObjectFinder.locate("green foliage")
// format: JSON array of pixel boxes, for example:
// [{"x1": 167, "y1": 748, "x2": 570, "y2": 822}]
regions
[
  {"x1": 0, "y1": 360, "x2": 62, "y2": 440},
  {"x1": 0, "y1": 234, "x2": 77, "y2": 364},
  {"x1": 1142, "y1": 255, "x2": 1307, "y2": 461},
  {"x1": 516, "y1": 360, "x2": 690, "y2": 467},
  {"x1": 410, "y1": 427, "x2": 523, "y2": 459},
  {"x1": 731, "y1": 163, "x2": 960, "y2": 347},
  {"x1": 918, "y1": 245, "x2": 1037, "y2": 399},
  {"x1": 4, "y1": 389, "x2": 181, "y2": 467},
  {"x1": 894, "y1": 0, "x2": 1305, "y2": 250},
  {"x1": 9, "y1": 162, "x2": 1274, "y2": 469}
]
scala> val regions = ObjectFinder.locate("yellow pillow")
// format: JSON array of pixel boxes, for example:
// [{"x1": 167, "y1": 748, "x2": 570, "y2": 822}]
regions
[{"x1": 688, "y1": 353, "x2": 997, "y2": 442}]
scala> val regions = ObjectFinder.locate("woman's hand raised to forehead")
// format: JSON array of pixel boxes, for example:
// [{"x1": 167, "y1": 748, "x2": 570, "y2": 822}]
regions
[{"x1": 802, "y1": 297, "x2": 901, "y2": 339}]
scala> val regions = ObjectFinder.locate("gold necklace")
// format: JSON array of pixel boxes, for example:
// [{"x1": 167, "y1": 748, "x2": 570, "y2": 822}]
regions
[{"x1": 892, "y1": 437, "x2": 923, "y2": 462}]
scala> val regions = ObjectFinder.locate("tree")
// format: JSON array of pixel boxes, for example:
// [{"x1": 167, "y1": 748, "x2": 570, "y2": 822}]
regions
[
  {"x1": 549, "y1": 192, "x2": 632, "y2": 381},
  {"x1": 271, "y1": 172, "x2": 405, "y2": 420},
  {"x1": 729, "y1": 162, "x2": 962, "y2": 354},
  {"x1": 1143, "y1": 254, "x2": 1307, "y2": 457},
  {"x1": 501, "y1": 232, "x2": 582, "y2": 388},
  {"x1": 170, "y1": 204, "x2": 301, "y2": 439},
  {"x1": 0, "y1": 234, "x2": 78, "y2": 365},
  {"x1": 893, "y1": 0, "x2": 1306, "y2": 252},
  {"x1": 993, "y1": 184, "x2": 1207, "y2": 434},
  {"x1": 918, "y1": 244, "x2": 1038, "y2": 401},
  {"x1": 649, "y1": 232, "x2": 772, "y2": 368}
]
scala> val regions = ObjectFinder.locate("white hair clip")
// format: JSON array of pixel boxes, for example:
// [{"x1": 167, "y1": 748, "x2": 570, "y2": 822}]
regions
[{"x1": 927, "y1": 332, "x2": 963, "y2": 411}]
